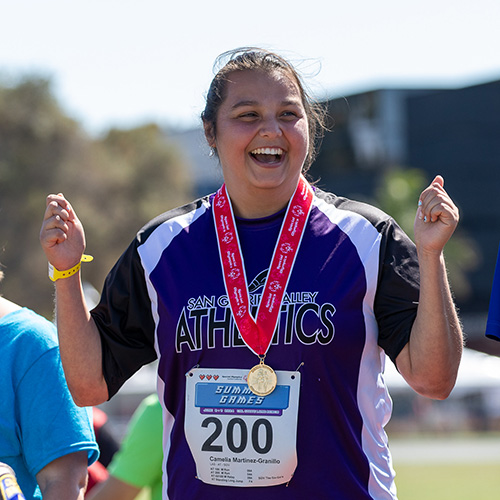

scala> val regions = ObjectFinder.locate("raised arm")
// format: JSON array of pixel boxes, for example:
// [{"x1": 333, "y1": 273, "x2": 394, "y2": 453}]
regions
[
  {"x1": 40, "y1": 193, "x2": 109, "y2": 406},
  {"x1": 396, "y1": 176, "x2": 463, "y2": 400}
]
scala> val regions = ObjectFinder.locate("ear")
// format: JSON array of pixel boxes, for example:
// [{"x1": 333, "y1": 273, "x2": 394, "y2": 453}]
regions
[{"x1": 203, "y1": 120, "x2": 216, "y2": 149}]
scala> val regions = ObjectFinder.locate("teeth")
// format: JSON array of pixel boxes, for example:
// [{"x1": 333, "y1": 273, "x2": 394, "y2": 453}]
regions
[{"x1": 251, "y1": 147, "x2": 283, "y2": 155}]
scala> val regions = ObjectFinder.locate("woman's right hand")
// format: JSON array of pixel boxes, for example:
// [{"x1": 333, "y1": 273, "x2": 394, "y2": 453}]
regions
[{"x1": 40, "y1": 193, "x2": 87, "y2": 272}]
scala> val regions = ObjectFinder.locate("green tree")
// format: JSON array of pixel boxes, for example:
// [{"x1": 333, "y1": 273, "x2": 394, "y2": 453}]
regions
[{"x1": 0, "y1": 76, "x2": 194, "y2": 317}]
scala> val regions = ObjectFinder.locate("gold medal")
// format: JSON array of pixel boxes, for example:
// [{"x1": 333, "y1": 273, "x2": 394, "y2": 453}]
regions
[
  {"x1": 247, "y1": 360, "x2": 277, "y2": 396},
  {"x1": 215, "y1": 177, "x2": 313, "y2": 398}
]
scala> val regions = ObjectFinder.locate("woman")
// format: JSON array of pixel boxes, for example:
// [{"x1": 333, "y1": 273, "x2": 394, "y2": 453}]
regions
[{"x1": 40, "y1": 48, "x2": 462, "y2": 499}]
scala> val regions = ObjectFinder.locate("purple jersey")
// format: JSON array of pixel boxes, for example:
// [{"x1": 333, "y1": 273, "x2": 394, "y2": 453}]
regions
[{"x1": 92, "y1": 188, "x2": 419, "y2": 499}]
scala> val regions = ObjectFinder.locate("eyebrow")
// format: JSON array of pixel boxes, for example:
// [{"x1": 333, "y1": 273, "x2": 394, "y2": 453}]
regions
[{"x1": 230, "y1": 99, "x2": 301, "y2": 110}]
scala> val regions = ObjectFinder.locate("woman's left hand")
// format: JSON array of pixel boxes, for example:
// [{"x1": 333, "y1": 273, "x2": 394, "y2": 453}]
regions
[{"x1": 414, "y1": 175, "x2": 459, "y2": 256}]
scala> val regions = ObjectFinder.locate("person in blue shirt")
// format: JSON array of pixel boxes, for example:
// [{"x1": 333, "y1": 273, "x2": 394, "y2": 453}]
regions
[{"x1": 0, "y1": 268, "x2": 99, "y2": 500}]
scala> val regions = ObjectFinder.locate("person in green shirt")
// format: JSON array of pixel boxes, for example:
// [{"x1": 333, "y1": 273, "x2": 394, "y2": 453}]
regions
[{"x1": 87, "y1": 394, "x2": 163, "y2": 500}]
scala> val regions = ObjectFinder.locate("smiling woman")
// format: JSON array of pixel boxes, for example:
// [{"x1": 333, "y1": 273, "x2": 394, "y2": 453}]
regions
[
  {"x1": 200, "y1": 49, "x2": 327, "y2": 218},
  {"x1": 203, "y1": 69, "x2": 310, "y2": 218},
  {"x1": 202, "y1": 48, "x2": 326, "y2": 172},
  {"x1": 40, "y1": 47, "x2": 463, "y2": 500}
]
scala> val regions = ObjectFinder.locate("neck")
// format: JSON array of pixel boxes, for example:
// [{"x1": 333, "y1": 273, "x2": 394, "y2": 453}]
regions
[
  {"x1": 225, "y1": 178, "x2": 301, "y2": 219},
  {"x1": 229, "y1": 193, "x2": 289, "y2": 219}
]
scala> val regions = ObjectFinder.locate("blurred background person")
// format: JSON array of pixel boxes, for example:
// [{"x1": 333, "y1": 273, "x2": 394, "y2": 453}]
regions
[
  {"x1": 85, "y1": 407, "x2": 120, "y2": 496},
  {"x1": 86, "y1": 394, "x2": 162, "y2": 500},
  {"x1": 0, "y1": 267, "x2": 99, "y2": 499}
]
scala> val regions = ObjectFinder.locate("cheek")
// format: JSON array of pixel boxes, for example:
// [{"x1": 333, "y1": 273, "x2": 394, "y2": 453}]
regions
[
  {"x1": 216, "y1": 120, "x2": 247, "y2": 144},
  {"x1": 293, "y1": 121, "x2": 310, "y2": 156}
]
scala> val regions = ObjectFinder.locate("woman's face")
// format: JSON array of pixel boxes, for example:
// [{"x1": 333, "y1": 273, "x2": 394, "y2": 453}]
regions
[{"x1": 206, "y1": 69, "x2": 309, "y2": 217}]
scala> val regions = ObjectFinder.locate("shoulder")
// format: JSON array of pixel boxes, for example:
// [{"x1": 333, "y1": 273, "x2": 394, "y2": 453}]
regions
[
  {"x1": 141, "y1": 393, "x2": 161, "y2": 410},
  {"x1": 1, "y1": 308, "x2": 58, "y2": 354},
  {"x1": 136, "y1": 195, "x2": 213, "y2": 246},
  {"x1": 313, "y1": 188, "x2": 393, "y2": 232},
  {"x1": 130, "y1": 394, "x2": 162, "y2": 431},
  {"x1": 1, "y1": 309, "x2": 62, "y2": 396},
  {"x1": 312, "y1": 188, "x2": 416, "y2": 262},
  {"x1": 100, "y1": 195, "x2": 214, "y2": 283},
  {"x1": 141, "y1": 394, "x2": 162, "y2": 420}
]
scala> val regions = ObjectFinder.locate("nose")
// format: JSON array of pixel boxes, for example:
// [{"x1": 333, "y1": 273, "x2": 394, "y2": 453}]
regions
[{"x1": 259, "y1": 117, "x2": 283, "y2": 138}]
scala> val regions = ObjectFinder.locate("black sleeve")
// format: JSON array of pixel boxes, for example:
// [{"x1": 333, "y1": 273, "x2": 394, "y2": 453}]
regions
[
  {"x1": 91, "y1": 239, "x2": 157, "y2": 399},
  {"x1": 374, "y1": 218, "x2": 420, "y2": 364}
]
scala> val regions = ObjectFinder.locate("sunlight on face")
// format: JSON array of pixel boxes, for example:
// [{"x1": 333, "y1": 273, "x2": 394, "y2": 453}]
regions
[{"x1": 210, "y1": 69, "x2": 309, "y2": 217}]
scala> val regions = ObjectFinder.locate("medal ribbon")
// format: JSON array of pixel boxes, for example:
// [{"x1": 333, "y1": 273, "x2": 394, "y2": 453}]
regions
[{"x1": 213, "y1": 175, "x2": 314, "y2": 356}]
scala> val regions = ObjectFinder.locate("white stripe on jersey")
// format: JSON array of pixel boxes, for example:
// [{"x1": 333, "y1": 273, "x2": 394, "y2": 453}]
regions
[
  {"x1": 314, "y1": 196, "x2": 397, "y2": 499},
  {"x1": 139, "y1": 201, "x2": 212, "y2": 500},
  {"x1": 138, "y1": 200, "x2": 211, "y2": 359}
]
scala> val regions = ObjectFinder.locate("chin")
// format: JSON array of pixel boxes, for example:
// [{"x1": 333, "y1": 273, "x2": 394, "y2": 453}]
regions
[{"x1": 250, "y1": 167, "x2": 298, "y2": 188}]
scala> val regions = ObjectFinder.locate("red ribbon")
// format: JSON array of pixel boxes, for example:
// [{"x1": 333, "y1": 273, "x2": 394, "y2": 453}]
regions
[{"x1": 213, "y1": 175, "x2": 313, "y2": 356}]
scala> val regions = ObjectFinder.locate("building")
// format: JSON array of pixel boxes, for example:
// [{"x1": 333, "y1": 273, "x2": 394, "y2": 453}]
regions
[{"x1": 310, "y1": 79, "x2": 500, "y2": 355}]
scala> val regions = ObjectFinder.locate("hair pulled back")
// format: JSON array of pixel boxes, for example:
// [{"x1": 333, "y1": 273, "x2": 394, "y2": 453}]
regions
[{"x1": 201, "y1": 47, "x2": 326, "y2": 172}]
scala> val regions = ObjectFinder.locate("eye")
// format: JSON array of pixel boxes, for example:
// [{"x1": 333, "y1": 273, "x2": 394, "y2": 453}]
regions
[
  {"x1": 236, "y1": 111, "x2": 259, "y2": 121},
  {"x1": 280, "y1": 110, "x2": 300, "y2": 120}
]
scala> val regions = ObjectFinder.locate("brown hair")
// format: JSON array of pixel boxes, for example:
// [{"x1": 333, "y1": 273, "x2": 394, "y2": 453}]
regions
[{"x1": 201, "y1": 47, "x2": 327, "y2": 172}]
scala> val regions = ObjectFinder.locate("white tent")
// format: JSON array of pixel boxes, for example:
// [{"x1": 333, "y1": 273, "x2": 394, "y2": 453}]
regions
[{"x1": 384, "y1": 347, "x2": 500, "y2": 394}]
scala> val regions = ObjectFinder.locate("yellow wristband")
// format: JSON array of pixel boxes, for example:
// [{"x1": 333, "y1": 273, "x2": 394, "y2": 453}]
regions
[{"x1": 48, "y1": 255, "x2": 93, "y2": 282}]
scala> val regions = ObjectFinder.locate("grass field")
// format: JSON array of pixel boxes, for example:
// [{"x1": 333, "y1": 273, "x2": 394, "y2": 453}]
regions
[
  {"x1": 394, "y1": 463, "x2": 500, "y2": 500},
  {"x1": 391, "y1": 434, "x2": 500, "y2": 499}
]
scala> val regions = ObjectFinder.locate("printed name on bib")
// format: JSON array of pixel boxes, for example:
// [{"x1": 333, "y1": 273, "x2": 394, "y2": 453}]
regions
[{"x1": 185, "y1": 368, "x2": 300, "y2": 487}]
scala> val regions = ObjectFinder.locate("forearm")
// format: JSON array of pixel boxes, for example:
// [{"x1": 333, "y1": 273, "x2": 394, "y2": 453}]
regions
[
  {"x1": 55, "y1": 273, "x2": 109, "y2": 406},
  {"x1": 85, "y1": 476, "x2": 142, "y2": 500},
  {"x1": 40, "y1": 480, "x2": 86, "y2": 500},
  {"x1": 397, "y1": 251, "x2": 463, "y2": 399},
  {"x1": 37, "y1": 452, "x2": 88, "y2": 500}
]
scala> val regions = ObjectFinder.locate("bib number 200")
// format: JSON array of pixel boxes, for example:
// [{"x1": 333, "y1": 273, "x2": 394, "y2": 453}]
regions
[{"x1": 201, "y1": 416, "x2": 273, "y2": 455}]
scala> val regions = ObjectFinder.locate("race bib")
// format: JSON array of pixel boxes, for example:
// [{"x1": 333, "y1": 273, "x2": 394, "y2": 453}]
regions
[{"x1": 185, "y1": 367, "x2": 301, "y2": 487}]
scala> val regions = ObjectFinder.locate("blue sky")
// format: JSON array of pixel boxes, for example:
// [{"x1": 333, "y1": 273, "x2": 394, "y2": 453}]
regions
[{"x1": 2, "y1": 0, "x2": 499, "y2": 135}]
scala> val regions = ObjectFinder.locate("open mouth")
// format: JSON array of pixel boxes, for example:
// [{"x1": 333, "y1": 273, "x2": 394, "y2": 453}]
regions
[{"x1": 250, "y1": 147, "x2": 284, "y2": 164}]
